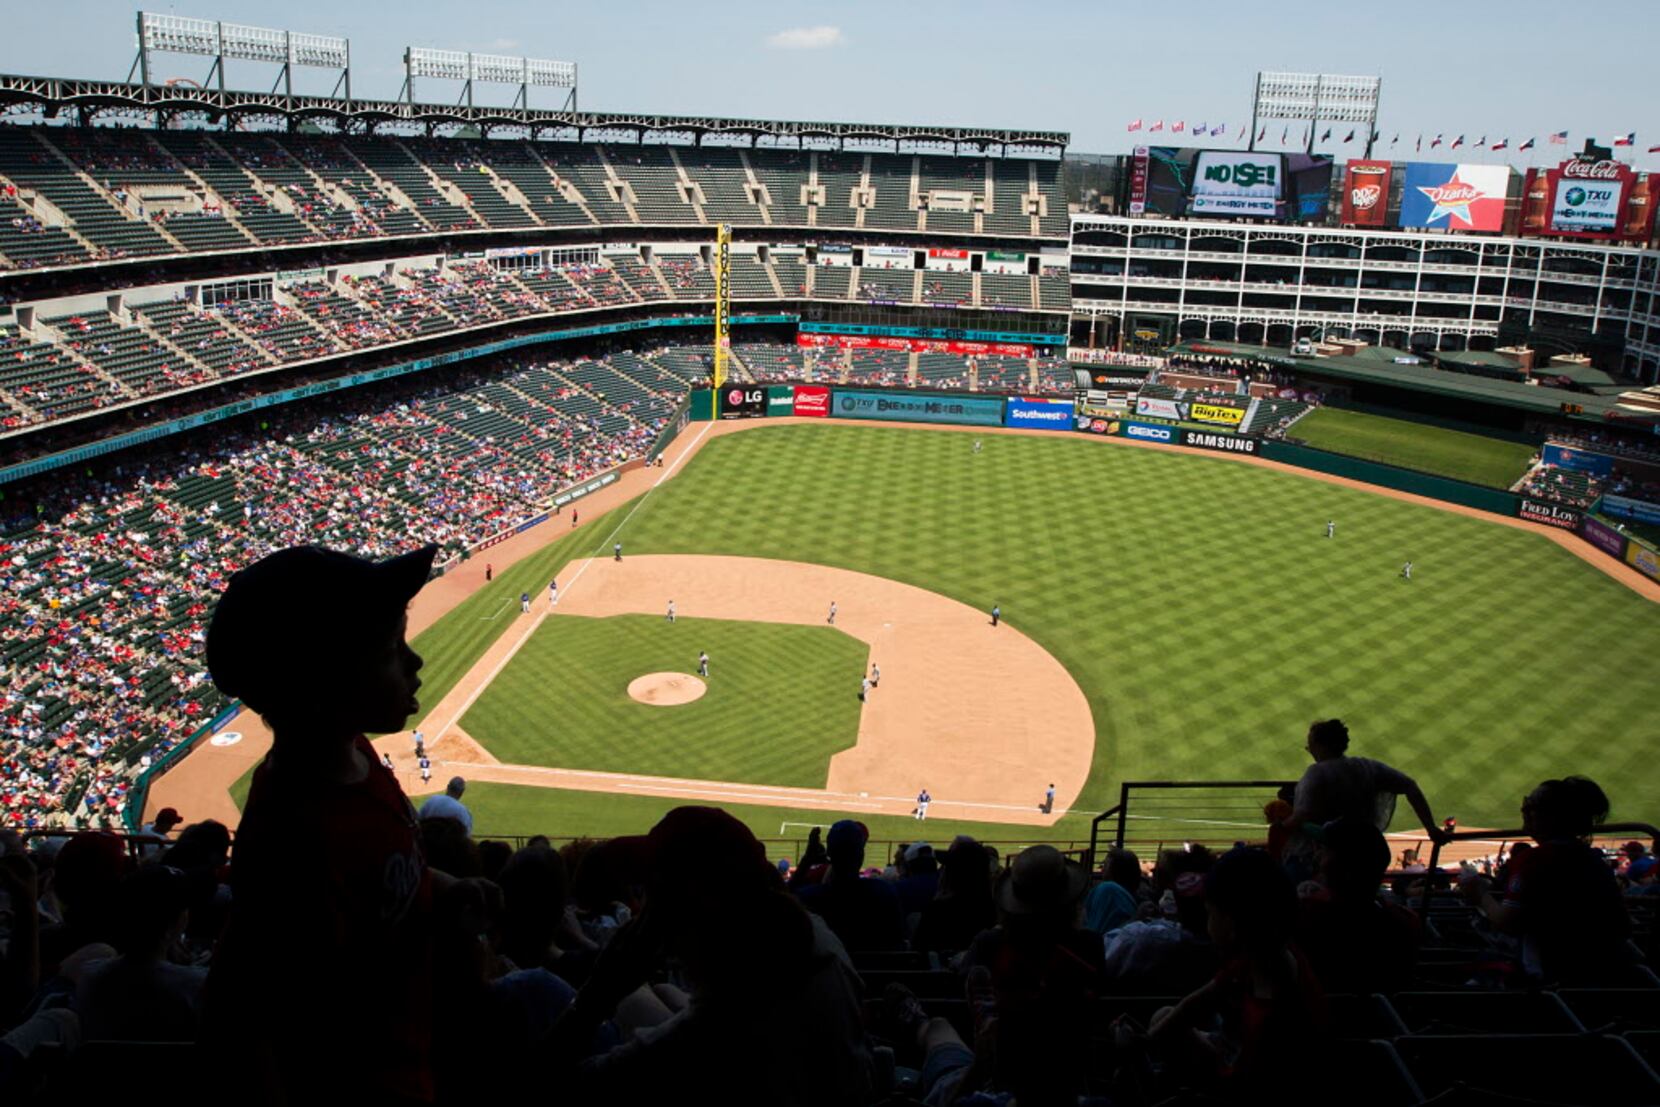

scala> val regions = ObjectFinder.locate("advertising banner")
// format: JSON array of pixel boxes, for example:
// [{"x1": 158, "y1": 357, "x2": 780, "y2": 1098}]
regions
[
  {"x1": 792, "y1": 384, "x2": 831, "y2": 417},
  {"x1": 1598, "y1": 494, "x2": 1660, "y2": 525},
  {"x1": 719, "y1": 385, "x2": 767, "y2": 420},
  {"x1": 1580, "y1": 515, "x2": 1629, "y2": 560},
  {"x1": 1005, "y1": 397, "x2": 1075, "y2": 430},
  {"x1": 867, "y1": 245, "x2": 911, "y2": 262},
  {"x1": 796, "y1": 333, "x2": 1033, "y2": 358},
  {"x1": 833, "y1": 390, "x2": 1005, "y2": 427},
  {"x1": 1623, "y1": 174, "x2": 1658, "y2": 242},
  {"x1": 1627, "y1": 541, "x2": 1660, "y2": 582},
  {"x1": 1189, "y1": 151, "x2": 1282, "y2": 217},
  {"x1": 1523, "y1": 158, "x2": 1637, "y2": 239},
  {"x1": 1183, "y1": 430, "x2": 1260, "y2": 455},
  {"x1": 1135, "y1": 396, "x2": 1187, "y2": 420},
  {"x1": 1518, "y1": 498, "x2": 1582, "y2": 530},
  {"x1": 1341, "y1": 160, "x2": 1393, "y2": 227},
  {"x1": 1118, "y1": 420, "x2": 1179, "y2": 444},
  {"x1": 1084, "y1": 368, "x2": 1152, "y2": 389},
  {"x1": 765, "y1": 386, "x2": 796, "y2": 416},
  {"x1": 1400, "y1": 163, "x2": 1510, "y2": 231},
  {"x1": 1128, "y1": 146, "x2": 1150, "y2": 215},
  {"x1": 927, "y1": 248, "x2": 970, "y2": 258},
  {"x1": 1541, "y1": 443, "x2": 1616, "y2": 477},
  {"x1": 1286, "y1": 154, "x2": 1336, "y2": 222},
  {"x1": 1190, "y1": 402, "x2": 1247, "y2": 427}
]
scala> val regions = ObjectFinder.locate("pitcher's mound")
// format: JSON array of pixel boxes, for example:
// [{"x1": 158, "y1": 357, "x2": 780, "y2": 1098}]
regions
[{"x1": 628, "y1": 672, "x2": 708, "y2": 706}]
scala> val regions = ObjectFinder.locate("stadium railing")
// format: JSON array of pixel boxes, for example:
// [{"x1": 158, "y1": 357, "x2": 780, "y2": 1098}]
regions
[
  {"x1": 1086, "y1": 779, "x2": 1295, "y2": 871},
  {"x1": 1427, "y1": 823, "x2": 1658, "y2": 872}
]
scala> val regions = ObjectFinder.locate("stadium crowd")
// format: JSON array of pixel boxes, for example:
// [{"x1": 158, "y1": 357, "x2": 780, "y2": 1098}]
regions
[
  {"x1": 0, "y1": 638, "x2": 1652, "y2": 1107},
  {"x1": 0, "y1": 349, "x2": 684, "y2": 833}
]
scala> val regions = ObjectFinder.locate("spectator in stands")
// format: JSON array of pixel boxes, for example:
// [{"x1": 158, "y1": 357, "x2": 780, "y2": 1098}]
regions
[
  {"x1": 794, "y1": 819, "x2": 905, "y2": 952},
  {"x1": 36, "y1": 831, "x2": 128, "y2": 978},
  {"x1": 912, "y1": 836, "x2": 996, "y2": 955},
  {"x1": 1461, "y1": 776, "x2": 1633, "y2": 984},
  {"x1": 1101, "y1": 855, "x2": 1218, "y2": 994},
  {"x1": 420, "y1": 776, "x2": 474, "y2": 834},
  {"x1": 962, "y1": 844, "x2": 1105, "y2": 1104},
  {"x1": 1281, "y1": 718, "x2": 1447, "y2": 877},
  {"x1": 75, "y1": 863, "x2": 205, "y2": 1042},
  {"x1": 201, "y1": 542, "x2": 440, "y2": 1103},
  {"x1": 1294, "y1": 817, "x2": 1421, "y2": 993},
  {"x1": 496, "y1": 843, "x2": 599, "y2": 987},
  {"x1": 1126, "y1": 848, "x2": 1326, "y2": 1101},
  {"x1": 135, "y1": 806, "x2": 183, "y2": 860},
  {"x1": 890, "y1": 841, "x2": 941, "y2": 916},
  {"x1": 551, "y1": 805, "x2": 876, "y2": 1105},
  {"x1": 1084, "y1": 848, "x2": 1143, "y2": 935}
]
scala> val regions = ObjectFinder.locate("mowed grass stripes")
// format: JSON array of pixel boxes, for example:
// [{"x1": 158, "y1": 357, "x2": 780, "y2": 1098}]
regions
[
  {"x1": 1291, "y1": 407, "x2": 1536, "y2": 488},
  {"x1": 462, "y1": 614, "x2": 867, "y2": 786},
  {"x1": 604, "y1": 423, "x2": 1660, "y2": 829}
]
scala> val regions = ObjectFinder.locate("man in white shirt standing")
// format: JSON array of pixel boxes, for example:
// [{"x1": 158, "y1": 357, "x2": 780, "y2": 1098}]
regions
[
  {"x1": 1281, "y1": 718, "x2": 1445, "y2": 876},
  {"x1": 419, "y1": 776, "x2": 473, "y2": 835}
]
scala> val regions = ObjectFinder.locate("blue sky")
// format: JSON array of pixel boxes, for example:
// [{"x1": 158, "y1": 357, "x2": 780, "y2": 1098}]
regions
[{"x1": 2, "y1": 1, "x2": 1655, "y2": 165}]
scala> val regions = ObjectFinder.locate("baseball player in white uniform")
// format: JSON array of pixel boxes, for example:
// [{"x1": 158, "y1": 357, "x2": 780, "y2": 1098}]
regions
[
  {"x1": 827, "y1": 601, "x2": 837, "y2": 626},
  {"x1": 1326, "y1": 520, "x2": 1335, "y2": 539},
  {"x1": 698, "y1": 651, "x2": 709, "y2": 677},
  {"x1": 667, "y1": 599, "x2": 676, "y2": 623}
]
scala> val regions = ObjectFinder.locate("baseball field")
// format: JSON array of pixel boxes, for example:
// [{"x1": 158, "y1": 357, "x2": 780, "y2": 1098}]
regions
[{"x1": 316, "y1": 418, "x2": 1660, "y2": 847}]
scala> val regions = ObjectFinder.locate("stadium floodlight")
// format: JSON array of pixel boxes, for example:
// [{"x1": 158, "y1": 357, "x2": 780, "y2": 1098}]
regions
[
  {"x1": 130, "y1": 11, "x2": 351, "y2": 101},
  {"x1": 403, "y1": 46, "x2": 578, "y2": 111},
  {"x1": 1250, "y1": 71, "x2": 1381, "y2": 156}
]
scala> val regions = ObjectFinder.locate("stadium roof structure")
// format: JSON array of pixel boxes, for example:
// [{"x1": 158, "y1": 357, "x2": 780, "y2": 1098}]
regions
[
  {"x1": 1173, "y1": 341, "x2": 1658, "y2": 426},
  {"x1": 0, "y1": 72, "x2": 1069, "y2": 153}
]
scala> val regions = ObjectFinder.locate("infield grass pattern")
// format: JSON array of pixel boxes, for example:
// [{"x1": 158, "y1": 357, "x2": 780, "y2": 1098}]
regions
[
  {"x1": 462, "y1": 614, "x2": 867, "y2": 785},
  {"x1": 1291, "y1": 407, "x2": 1536, "y2": 488}
]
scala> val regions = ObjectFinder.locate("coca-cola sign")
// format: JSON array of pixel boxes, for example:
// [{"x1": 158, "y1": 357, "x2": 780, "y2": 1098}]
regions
[{"x1": 1562, "y1": 159, "x2": 1626, "y2": 181}]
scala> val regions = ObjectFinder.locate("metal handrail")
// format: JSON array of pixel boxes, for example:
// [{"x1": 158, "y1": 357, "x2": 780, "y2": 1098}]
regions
[{"x1": 1086, "y1": 779, "x2": 1297, "y2": 873}]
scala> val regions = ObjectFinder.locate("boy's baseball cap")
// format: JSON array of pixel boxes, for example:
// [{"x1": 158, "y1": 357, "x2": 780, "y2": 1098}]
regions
[{"x1": 206, "y1": 543, "x2": 438, "y2": 706}]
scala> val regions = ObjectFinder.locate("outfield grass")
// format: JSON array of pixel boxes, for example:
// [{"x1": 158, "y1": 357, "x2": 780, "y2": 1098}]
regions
[
  {"x1": 230, "y1": 422, "x2": 1660, "y2": 834},
  {"x1": 1291, "y1": 407, "x2": 1536, "y2": 488},
  {"x1": 463, "y1": 614, "x2": 866, "y2": 785}
]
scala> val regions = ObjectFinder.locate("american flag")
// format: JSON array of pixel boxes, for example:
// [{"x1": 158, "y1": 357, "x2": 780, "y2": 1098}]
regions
[
  {"x1": 1150, "y1": 120, "x2": 1164, "y2": 132},
  {"x1": 1548, "y1": 130, "x2": 1568, "y2": 145}
]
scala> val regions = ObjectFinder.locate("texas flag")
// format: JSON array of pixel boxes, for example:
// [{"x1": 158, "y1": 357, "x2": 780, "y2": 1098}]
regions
[
  {"x1": 1451, "y1": 135, "x2": 1465, "y2": 149},
  {"x1": 1430, "y1": 134, "x2": 1443, "y2": 148},
  {"x1": 1614, "y1": 133, "x2": 1636, "y2": 147},
  {"x1": 1127, "y1": 119, "x2": 1143, "y2": 132},
  {"x1": 1491, "y1": 138, "x2": 1509, "y2": 151},
  {"x1": 1192, "y1": 122, "x2": 1206, "y2": 135},
  {"x1": 1150, "y1": 120, "x2": 1164, "y2": 132},
  {"x1": 1172, "y1": 121, "x2": 1185, "y2": 133},
  {"x1": 1519, "y1": 138, "x2": 1536, "y2": 151},
  {"x1": 1649, "y1": 144, "x2": 1660, "y2": 154}
]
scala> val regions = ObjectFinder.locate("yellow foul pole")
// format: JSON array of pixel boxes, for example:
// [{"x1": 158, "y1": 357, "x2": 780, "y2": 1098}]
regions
[{"x1": 712, "y1": 223, "x2": 731, "y2": 391}]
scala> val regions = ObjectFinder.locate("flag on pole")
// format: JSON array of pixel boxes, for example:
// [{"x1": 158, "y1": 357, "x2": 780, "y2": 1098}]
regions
[
  {"x1": 1211, "y1": 124, "x2": 1225, "y2": 136},
  {"x1": 1430, "y1": 134, "x2": 1442, "y2": 148},
  {"x1": 1614, "y1": 132, "x2": 1635, "y2": 147},
  {"x1": 1548, "y1": 130, "x2": 1568, "y2": 144},
  {"x1": 1302, "y1": 126, "x2": 1309, "y2": 144},
  {"x1": 1391, "y1": 133, "x2": 1400, "y2": 146},
  {"x1": 1451, "y1": 135, "x2": 1465, "y2": 149},
  {"x1": 1172, "y1": 120, "x2": 1185, "y2": 133},
  {"x1": 1320, "y1": 127, "x2": 1332, "y2": 142},
  {"x1": 1416, "y1": 135, "x2": 1423, "y2": 152},
  {"x1": 1280, "y1": 126, "x2": 1288, "y2": 143},
  {"x1": 1491, "y1": 138, "x2": 1509, "y2": 151},
  {"x1": 1127, "y1": 119, "x2": 1143, "y2": 132},
  {"x1": 1192, "y1": 122, "x2": 1206, "y2": 134},
  {"x1": 1343, "y1": 129, "x2": 1355, "y2": 143},
  {"x1": 1649, "y1": 144, "x2": 1660, "y2": 154},
  {"x1": 1257, "y1": 125, "x2": 1267, "y2": 142},
  {"x1": 1150, "y1": 120, "x2": 1164, "y2": 132},
  {"x1": 1520, "y1": 137, "x2": 1536, "y2": 151},
  {"x1": 1475, "y1": 136, "x2": 1487, "y2": 148}
]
